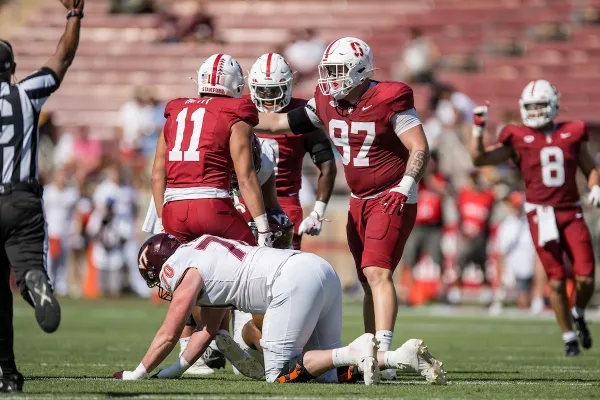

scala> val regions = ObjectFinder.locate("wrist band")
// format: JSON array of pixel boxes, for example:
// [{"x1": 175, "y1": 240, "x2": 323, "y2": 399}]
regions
[
  {"x1": 67, "y1": 9, "x2": 84, "y2": 19},
  {"x1": 313, "y1": 201, "x2": 327, "y2": 218}
]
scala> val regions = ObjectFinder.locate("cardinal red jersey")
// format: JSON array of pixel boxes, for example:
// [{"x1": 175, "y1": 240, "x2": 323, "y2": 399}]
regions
[
  {"x1": 313, "y1": 81, "x2": 414, "y2": 198},
  {"x1": 163, "y1": 96, "x2": 258, "y2": 190},
  {"x1": 255, "y1": 97, "x2": 309, "y2": 197},
  {"x1": 415, "y1": 174, "x2": 445, "y2": 225},
  {"x1": 498, "y1": 121, "x2": 587, "y2": 207},
  {"x1": 457, "y1": 188, "x2": 495, "y2": 238}
]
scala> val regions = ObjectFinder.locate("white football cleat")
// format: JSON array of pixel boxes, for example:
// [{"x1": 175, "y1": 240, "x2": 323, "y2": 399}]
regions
[
  {"x1": 348, "y1": 333, "x2": 380, "y2": 385},
  {"x1": 215, "y1": 330, "x2": 265, "y2": 380},
  {"x1": 388, "y1": 339, "x2": 447, "y2": 385},
  {"x1": 179, "y1": 339, "x2": 215, "y2": 376}
]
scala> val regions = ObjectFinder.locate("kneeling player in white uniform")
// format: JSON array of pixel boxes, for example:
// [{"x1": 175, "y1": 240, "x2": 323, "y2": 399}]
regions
[{"x1": 113, "y1": 234, "x2": 447, "y2": 384}]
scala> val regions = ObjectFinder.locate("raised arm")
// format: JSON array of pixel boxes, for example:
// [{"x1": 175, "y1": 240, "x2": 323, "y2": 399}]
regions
[
  {"x1": 578, "y1": 143, "x2": 600, "y2": 207},
  {"x1": 230, "y1": 122, "x2": 270, "y2": 245},
  {"x1": 44, "y1": 0, "x2": 84, "y2": 82},
  {"x1": 470, "y1": 105, "x2": 515, "y2": 166},
  {"x1": 151, "y1": 131, "x2": 167, "y2": 218}
]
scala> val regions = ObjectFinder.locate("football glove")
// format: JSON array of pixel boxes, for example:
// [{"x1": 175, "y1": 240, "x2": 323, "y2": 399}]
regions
[
  {"x1": 380, "y1": 188, "x2": 408, "y2": 216},
  {"x1": 473, "y1": 105, "x2": 488, "y2": 127},
  {"x1": 588, "y1": 185, "x2": 600, "y2": 207},
  {"x1": 298, "y1": 211, "x2": 324, "y2": 236},
  {"x1": 258, "y1": 231, "x2": 274, "y2": 247}
]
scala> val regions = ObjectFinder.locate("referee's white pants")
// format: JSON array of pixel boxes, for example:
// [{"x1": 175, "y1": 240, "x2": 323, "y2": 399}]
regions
[{"x1": 261, "y1": 253, "x2": 342, "y2": 383}]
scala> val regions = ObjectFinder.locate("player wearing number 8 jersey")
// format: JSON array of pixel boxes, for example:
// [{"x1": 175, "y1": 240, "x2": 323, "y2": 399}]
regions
[
  {"x1": 253, "y1": 37, "x2": 430, "y2": 369},
  {"x1": 151, "y1": 53, "x2": 271, "y2": 247},
  {"x1": 470, "y1": 79, "x2": 600, "y2": 357}
]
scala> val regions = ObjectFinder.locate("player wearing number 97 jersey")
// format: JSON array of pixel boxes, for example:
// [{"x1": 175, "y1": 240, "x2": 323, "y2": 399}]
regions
[
  {"x1": 253, "y1": 37, "x2": 431, "y2": 367},
  {"x1": 471, "y1": 79, "x2": 600, "y2": 357},
  {"x1": 151, "y1": 53, "x2": 272, "y2": 247}
]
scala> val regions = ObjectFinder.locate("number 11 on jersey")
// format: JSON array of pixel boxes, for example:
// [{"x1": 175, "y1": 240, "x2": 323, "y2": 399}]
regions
[{"x1": 168, "y1": 107, "x2": 206, "y2": 162}]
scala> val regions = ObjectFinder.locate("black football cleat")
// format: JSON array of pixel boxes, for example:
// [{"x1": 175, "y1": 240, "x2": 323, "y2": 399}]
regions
[
  {"x1": 202, "y1": 346, "x2": 226, "y2": 369},
  {"x1": 0, "y1": 373, "x2": 24, "y2": 393},
  {"x1": 565, "y1": 340, "x2": 581, "y2": 357},
  {"x1": 25, "y1": 270, "x2": 61, "y2": 333},
  {"x1": 572, "y1": 317, "x2": 592, "y2": 349}
]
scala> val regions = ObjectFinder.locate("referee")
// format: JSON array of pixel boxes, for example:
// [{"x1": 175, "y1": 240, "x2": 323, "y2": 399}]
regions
[{"x1": 0, "y1": 0, "x2": 83, "y2": 393}]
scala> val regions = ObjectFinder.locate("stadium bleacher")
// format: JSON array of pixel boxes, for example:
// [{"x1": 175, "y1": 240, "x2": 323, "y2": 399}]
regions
[{"x1": 6, "y1": 0, "x2": 600, "y2": 136}]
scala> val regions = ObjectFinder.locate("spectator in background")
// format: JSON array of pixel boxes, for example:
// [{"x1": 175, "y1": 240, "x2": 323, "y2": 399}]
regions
[
  {"x1": 432, "y1": 83, "x2": 475, "y2": 132},
  {"x1": 398, "y1": 151, "x2": 449, "y2": 304},
  {"x1": 119, "y1": 87, "x2": 155, "y2": 155},
  {"x1": 54, "y1": 125, "x2": 103, "y2": 183},
  {"x1": 392, "y1": 27, "x2": 440, "y2": 84},
  {"x1": 489, "y1": 192, "x2": 545, "y2": 315},
  {"x1": 43, "y1": 168, "x2": 80, "y2": 297},
  {"x1": 449, "y1": 170, "x2": 496, "y2": 304},
  {"x1": 156, "y1": 1, "x2": 216, "y2": 43},
  {"x1": 91, "y1": 164, "x2": 149, "y2": 297},
  {"x1": 110, "y1": 0, "x2": 154, "y2": 14},
  {"x1": 284, "y1": 29, "x2": 326, "y2": 82}
]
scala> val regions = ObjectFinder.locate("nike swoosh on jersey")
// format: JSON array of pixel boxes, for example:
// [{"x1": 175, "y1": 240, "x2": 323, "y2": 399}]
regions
[
  {"x1": 362, "y1": 105, "x2": 373, "y2": 111},
  {"x1": 560, "y1": 132, "x2": 572, "y2": 139}
]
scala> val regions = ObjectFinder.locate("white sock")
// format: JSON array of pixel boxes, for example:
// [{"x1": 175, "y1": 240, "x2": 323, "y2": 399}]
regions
[
  {"x1": 383, "y1": 351, "x2": 396, "y2": 369},
  {"x1": 209, "y1": 339, "x2": 219, "y2": 351},
  {"x1": 179, "y1": 336, "x2": 190, "y2": 350},
  {"x1": 572, "y1": 306, "x2": 585, "y2": 319},
  {"x1": 331, "y1": 346, "x2": 352, "y2": 367},
  {"x1": 562, "y1": 331, "x2": 577, "y2": 343},
  {"x1": 376, "y1": 330, "x2": 393, "y2": 352}
]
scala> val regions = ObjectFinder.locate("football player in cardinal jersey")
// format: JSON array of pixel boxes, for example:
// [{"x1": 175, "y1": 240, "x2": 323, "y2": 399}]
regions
[
  {"x1": 150, "y1": 53, "x2": 272, "y2": 375},
  {"x1": 112, "y1": 234, "x2": 446, "y2": 385},
  {"x1": 248, "y1": 53, "x2": 337, "y2": 249},
  {"x1": 151, "y1": 53, "x2": 272, "y2": 247},
  {"x1": 470, "y1": 80, "x2": 600, "y2": 356},
  {"x1": 254, "y1": 38, "x2": 430, "y2": 366}
]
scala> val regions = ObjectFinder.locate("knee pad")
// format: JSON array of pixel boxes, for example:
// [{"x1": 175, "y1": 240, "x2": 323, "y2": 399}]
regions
[{"x1": 276, "y1": 355, "x2": 315, "y2": 383}]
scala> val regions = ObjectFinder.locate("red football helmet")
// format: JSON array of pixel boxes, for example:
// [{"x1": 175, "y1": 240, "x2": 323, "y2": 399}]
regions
[
  {"x1": 250, "y1": 208, "x2": 294, "y2": 249},
  {"x1": 231, "y1": 134, "x2": 262, "y2": 191},
  {"x1": 138, "y1": 233, "x2": 182, "y2": 300}
]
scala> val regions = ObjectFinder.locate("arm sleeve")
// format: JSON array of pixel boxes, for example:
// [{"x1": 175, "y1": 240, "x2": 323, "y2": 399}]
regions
[
  {"x1": 580, "y1": 121, "x2": 589, "y2": 142},
  {"x1": 391, "y1": 108, "x2": 422, "y2": 137},
  {"x1": 288, "y1": 98, "x2": 324, "y2": 134},
  {"x1": 18, "y1": 67, "x2": 61, "y2": 113},
  {"x1": 303, "y1": 129, "x2": 334, "y2": 165}
]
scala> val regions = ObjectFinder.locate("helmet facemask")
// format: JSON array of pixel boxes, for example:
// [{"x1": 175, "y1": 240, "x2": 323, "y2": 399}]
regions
[
  {"x1": 318, "y1": 61, "x2": 371, "y2": 100},
  {"x1": 250, "y1": 78, "x2": 292, "y2": 113},
  {"x1": 519, "y1": 100, "x2": 558, "y2": 128}
]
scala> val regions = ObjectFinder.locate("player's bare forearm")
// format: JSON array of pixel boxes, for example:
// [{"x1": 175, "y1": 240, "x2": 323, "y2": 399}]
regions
[
  {"x1": 470, "y1": 138, "x2": 514, "y2": 166},
  {"x1": 315, "y1": 159, "x2": 336, "y2": 203},
  {"x1": 254, "y1": 112, "x2": 291, "y2": 134},
  {"x1": 399, "y1": 125, "x2": 430, "y2": 183},
  {"x1": 238, "y1": 175, "x2": 266, "y2": 219},
  {"x1": 140, "y1": 272, "x2": 202, "y2": 372},
  {"x1": 181, "y1": 308, "x2": 227, "y2": 364},
  {"x1": 44, "y1": 1, "x2": 84, "y2": 81},
  {"x1": 262, "y1": 174, "x2": 281, "y2": 209},
  {"x1": 151, "y1": 132, "x2": 167, "y2": 218}
]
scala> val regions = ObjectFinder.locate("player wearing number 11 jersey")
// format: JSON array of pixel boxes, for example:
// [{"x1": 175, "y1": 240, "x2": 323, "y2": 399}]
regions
[
  {"x1": 151, "y1": 53, "x2": 271, "y2": 247},
  {"x1": 253, "y1": 37, "x2": 430, "y2": 369},
  {"x1": 471, "y1": 79, "x2": 600, "y2": 357}
]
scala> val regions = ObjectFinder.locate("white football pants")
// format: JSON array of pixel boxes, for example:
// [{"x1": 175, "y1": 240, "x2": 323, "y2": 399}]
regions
[{"x1": 261, "y1": 253, "x2": 342, "y2": 383}]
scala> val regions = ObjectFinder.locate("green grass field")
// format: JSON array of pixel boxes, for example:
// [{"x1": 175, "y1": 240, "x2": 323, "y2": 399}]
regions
[{"x1": 11, "y1": 297, "x2": 600, "y2": 399}]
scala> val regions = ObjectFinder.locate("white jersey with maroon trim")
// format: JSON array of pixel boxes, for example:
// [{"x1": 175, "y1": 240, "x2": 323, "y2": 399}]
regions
[{"x1": 159, "y1": 235, "x2": 299, "y2": 313}]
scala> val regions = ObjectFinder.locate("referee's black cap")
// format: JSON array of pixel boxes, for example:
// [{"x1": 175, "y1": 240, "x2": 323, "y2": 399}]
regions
[{"x1": 0, "y1": 40, "x2": 15, "y2": 73}]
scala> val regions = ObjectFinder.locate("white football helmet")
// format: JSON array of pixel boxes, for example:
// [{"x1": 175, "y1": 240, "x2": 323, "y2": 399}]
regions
[
  {"x1": 519, "y1": 80, "x2": 560, "y2": 128},
  {"x1": 249, "y1": 53, "x2": 293, "y2": 113},
  {"x1": 197, "y1": 54, "x2": 244, "y2": 98},
  {"x1": 318, "y1": 37, "x2": 374, "y2": 100}
]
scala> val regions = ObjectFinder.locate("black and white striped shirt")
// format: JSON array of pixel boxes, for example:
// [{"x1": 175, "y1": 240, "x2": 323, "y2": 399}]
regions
[{"x1": 0, "y1": 67, "x2": 60, "y2": 184}]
